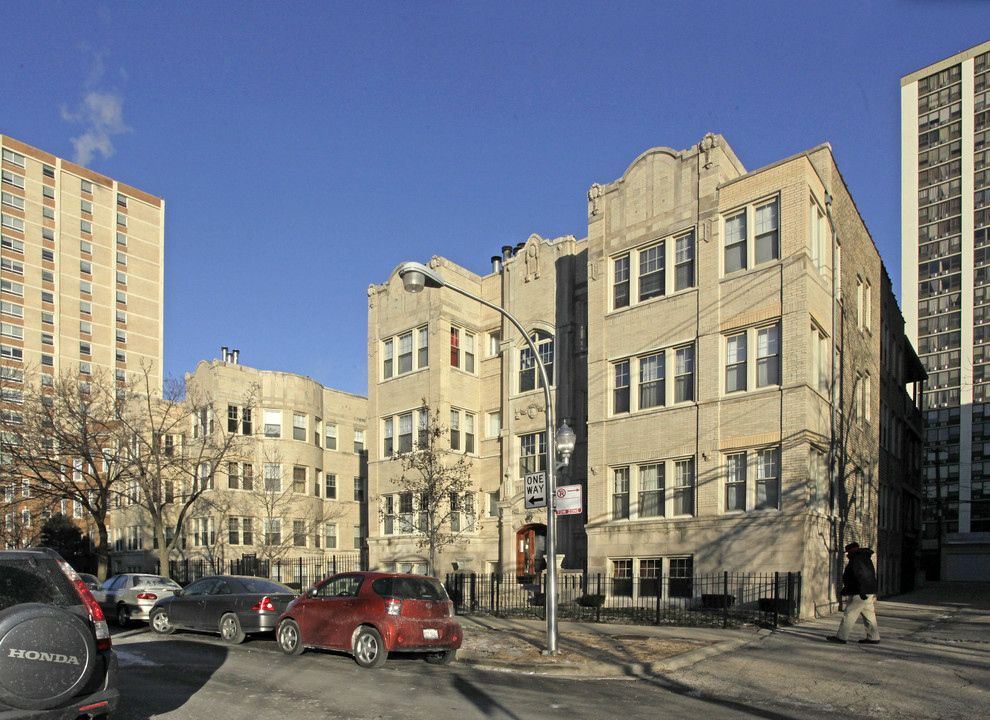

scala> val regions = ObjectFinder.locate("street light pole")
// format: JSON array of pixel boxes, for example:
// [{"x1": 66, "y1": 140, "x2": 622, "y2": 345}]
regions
[{"x1": 398, "y1": 261, "x2": 568, "y2": 654}]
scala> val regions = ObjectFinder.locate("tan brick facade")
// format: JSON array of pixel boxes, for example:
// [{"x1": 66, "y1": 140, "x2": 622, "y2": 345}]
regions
[{"x1": 368, "y1": 135, "x2": 923, "y2": 617}]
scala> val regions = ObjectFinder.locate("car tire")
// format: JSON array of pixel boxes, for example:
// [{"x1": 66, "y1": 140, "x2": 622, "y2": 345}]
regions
[
  {"x1": 220, "y1": 613, "x2": 246, "y2": 644},
  {"x1": 116, "y1": 603, "x2": 131, "y2": 628},
  {"x1": 424, "y1": 648, "x2": 457, "y2": 665},
  {"x1": 353, "y1": 626, "x2": 387, "y2": 669},
  {"x1": 0, "y1": 603, "x2": 98, "y2": 711},
  {"x1": 149, "y1": 607, "x2": 174, "y2": 635},
  {"x1": 277, "y1": 619, "x2": 304, "y2": 656}
]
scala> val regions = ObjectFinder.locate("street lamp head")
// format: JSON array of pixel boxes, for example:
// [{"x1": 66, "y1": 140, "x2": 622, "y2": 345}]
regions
[
  {"x1": 398, "y1": 262, "x2": 445, "y2": 294},
  {"x1": 555, "y1": 422, "x2": 577, "y2": 465}
]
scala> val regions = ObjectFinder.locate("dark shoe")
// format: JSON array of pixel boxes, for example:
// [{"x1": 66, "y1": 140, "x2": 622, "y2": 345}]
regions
[
  {"x1": 858, "y1": 639, "x2": 880, "y2": 644},
  {"x1": 826, "y1": 636, "x2": 847, "y2": 644}
]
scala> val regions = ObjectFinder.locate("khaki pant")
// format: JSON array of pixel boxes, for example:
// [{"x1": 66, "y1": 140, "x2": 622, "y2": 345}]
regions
[{"x1": 836, "y1": 593, "x2": 880, "y2": 641}]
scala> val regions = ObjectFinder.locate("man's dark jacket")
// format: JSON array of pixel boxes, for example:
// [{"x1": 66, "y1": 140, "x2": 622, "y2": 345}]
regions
[{"x1": 841, "y1": 547, "x2": 878, "y2": 597}]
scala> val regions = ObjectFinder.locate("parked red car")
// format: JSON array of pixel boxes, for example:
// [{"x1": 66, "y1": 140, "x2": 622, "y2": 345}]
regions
[{"x1": 275, "y1": 571, "x2": 462, "y2": 669}]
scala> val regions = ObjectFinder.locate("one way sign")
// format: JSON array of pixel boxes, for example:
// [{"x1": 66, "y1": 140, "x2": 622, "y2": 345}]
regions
[{"x1": 524, "y1": 472, "x2": 547, "y2": 509}]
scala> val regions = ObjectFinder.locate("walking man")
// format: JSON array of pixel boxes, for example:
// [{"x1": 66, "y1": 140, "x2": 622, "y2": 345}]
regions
[{"x1": 827, "y1": 542, "x2": 881, "y2": 645}]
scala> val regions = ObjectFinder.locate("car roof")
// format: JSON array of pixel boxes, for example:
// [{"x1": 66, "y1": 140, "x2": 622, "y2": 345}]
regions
[{"x1": 330, "y1": 571, "x2": 440, "y2": 581}]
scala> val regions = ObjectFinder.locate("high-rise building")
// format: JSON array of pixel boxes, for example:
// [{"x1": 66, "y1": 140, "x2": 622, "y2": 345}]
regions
[
  {"x1": 1, "y1": 135, "x2": 164, "y2": 547},
  {"x1": 901, "y1": 39, "x2": 990, "y2": 581},
  {"x1": 369, "y1": 134, "x2": 925, "y2": 616}
]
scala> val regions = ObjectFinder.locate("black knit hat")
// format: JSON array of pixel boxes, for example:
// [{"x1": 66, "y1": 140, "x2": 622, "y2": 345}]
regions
[{"x1": 844, "y1": 542, "x2": 860, "y2": 553}]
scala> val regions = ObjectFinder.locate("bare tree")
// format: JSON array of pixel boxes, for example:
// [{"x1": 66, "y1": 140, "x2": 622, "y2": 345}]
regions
[
  {"x1": 0, "y1": 368, "x2": 125, "y2": 578},
  {"x1": 246, "y1": 447, "x2": 330, "y2": 569},
  {"x1": 382, "y1": 403, "x2": 474, "y2": 576},
  {"x1": 114, "y1": 365, "x2": 248, "y2": 575}
]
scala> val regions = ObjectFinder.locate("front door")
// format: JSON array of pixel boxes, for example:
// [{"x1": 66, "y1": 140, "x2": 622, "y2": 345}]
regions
[{"x1": 516, "y1": 525, "x2": 546, "y2": 578}]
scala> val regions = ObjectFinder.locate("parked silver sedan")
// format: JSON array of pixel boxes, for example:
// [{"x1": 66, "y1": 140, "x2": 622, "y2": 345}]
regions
[{"x1": 94, "y1": 573, "x2": 181, "y2": 626}]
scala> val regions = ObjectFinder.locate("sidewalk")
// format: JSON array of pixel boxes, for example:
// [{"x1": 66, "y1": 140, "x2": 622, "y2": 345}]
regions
[
  {"x1": 456, "y1": 612, "x2": 765, "y2": 676},
  {"x1": 456, "y1": 582, "x2": 990, "y2": 677}
]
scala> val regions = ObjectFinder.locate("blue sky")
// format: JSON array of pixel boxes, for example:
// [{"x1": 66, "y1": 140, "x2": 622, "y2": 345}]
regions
[{"x1": 3, "y1": 1, "x2": 989, "y2": 396}]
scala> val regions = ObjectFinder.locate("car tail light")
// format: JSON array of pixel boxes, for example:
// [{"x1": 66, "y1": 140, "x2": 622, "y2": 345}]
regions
[
  {"x1": 251, "y1": 596, "x2": 276, "y2": 612},
  {"x1": 444, "y1": 600, "x2": 455, "y2": 617},
  {"x1": 136, "y1": 592, "x2": 159, "y2": 600},
  {"x1": 55, "y1": 557, "x2": 113, "y2": 651},
  {"x1": 384, "y1": 597, "x2": 402, "y2": 616}
]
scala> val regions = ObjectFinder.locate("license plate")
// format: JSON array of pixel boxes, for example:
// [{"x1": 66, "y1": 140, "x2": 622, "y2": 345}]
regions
[{"x1": 423, "y1": 628, "x2": 439, "y2": 639}]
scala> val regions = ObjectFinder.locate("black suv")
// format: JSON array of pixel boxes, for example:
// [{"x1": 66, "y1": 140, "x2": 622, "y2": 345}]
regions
[{"x1": 0, "y1": 548, "x2": 118, "y2": 718}]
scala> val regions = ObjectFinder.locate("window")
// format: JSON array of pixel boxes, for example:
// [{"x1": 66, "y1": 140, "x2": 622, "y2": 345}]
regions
[
  {"x1": 80, "y1": 280, "x2": 92, "y2": 295},
  {"x1": 612, "y1": 468, "x2": 630, "y2": 520},
  {"x1": 80, "y1": 301, "x2": 91, "y2": 314},
  {"x1": 293, "y1": 413, "x2": 306, "y2": 441},
  {"x1": 354, "y1": 477, "x2": 365, "y2": 502},
  {"x1": 755, "y1": 448, "x2": 780, "y2": 510},
  {"x1": 79, "y1": 341, "x2": 90, "y2": 355},
  {"x1": 519, "y1": 331, "x2": 553, "y2": 392},
  {"x1": 116, "y1": 309, "x2": 127, "y2": 323},
  {"x1": 810, "y1": 201, "x2": 829, "y2": 276},
  {"x1": 264, "y1": 519, "x2": 281, "y2": 546},
  {"x1": 613, "y1": 361, "x2": 630, "y2": 413},
  {"x1": 724, "y1": 210, "x2": 746, "y2": 273},
  {"x1": 264, "y1": 464, "x2": 281, "y2": 492},
  {"x1": 1, "y1": 236, "x2": 23, "y2": 253},
  {"x1": 675, "y1": 345, "x2": 694, "y2": 403},
  {"x1": 756, "y1": 325, "x2": 780, "y2": 387},
  {"x1": 41, "y1": 311, "x2": 53, "y2": 324},
  {"x1": 519, "y1": 432, "x2": 546, "y2": 476},
  {"x1": 450, "y1": 492, "x2": 475, "y2": 532},
  {"x1": 488, "y1": 411, "x2": 501, "y2": 437},
  {"x1": 80, "y1": 220, "x2": 92, "y2": 234},
  {"x1": 117, "y1": 193, "x2": 127, "y2": 207},
  {"x1": 1, "y1": 280, "x2": 24, "y2": 297},
  {"x1": 383, "y1": 417, "x2": 393, "y2": 456},
  {"x1": 43, "y1": 186, "x2": 55, "y2": 200},
  {"x1": 725, "y1": 453, "x2": 746, "y2": 511},
  {"x1": 724, "y1": 198, "x2": 779, "y2": 273},
  {"x1": 464, "y1": 413, "x2": 475, "y2": 454},
  {"x1": 325, "y1": 524, "x2": 337, "y2": 549},
  {"x1": 325, "y1": 423, "x2": 337, "y2": 450},
  {"x1": 673, "y1": 458, "x2": 694, "y2": 516},
  {"x1": 0, "y1": 323, "x2": 23, "y2": 340},
  {"x1": 638, "y1": 464, "x2": 663, "y2": 517},
  {"x1": 398, "y1": 331, "x2": 413, "y2": 373},
  {"x1": 398, "y1": 412, "x2": 413, "y2": 453},
  {"x1": 80, "y1": 199, "x2": 92, "y2": 214},
  {"x1": 1, "y1": 257, "x2": 23, "y2": 275},
  {"x1": 353, "y1": 525, "x2": 364, "y2": 550},
  {"x1": 1, "y1": 170, "x2": 23, "y2": 189},
  {"x1": 80, "y1": 179, "x2": 93, "y2": 194},
  {"x1": 79, "y1": 361, "x2": 91, "y2": 374},
  {"x1": 117, "y1": 212, "x2": 127, "y2": 227},
  {"x1": 450, "y1": 327, "x2": 476, "y2": 372},
  {"x1": 613, "y1": 254, "x2": 630, "y2": 309},
  {"x1": 382, "y1": 338, "x2": 393, "y2": 379},
  {"x1": 2, "y1": 149, "x2": 25, "y2": 167},
  {"x1": 857, "y1": 278, "x2": 872, "y2": 332},
  {"x1": 80, "y1": 320, "x2": 92, "y2": 335},
  {"x1": 724, "y1": 324, "x2": 780, "y2": 393},
  {"x1": 669, "y1": 557, "x2": 694, "y2": 598},
  {"x1": 43, "y1": 206, "x2": 55, "y2": 220},
  {"x1": 450, "y1": 410, "x2": 460, "y2": 450},
  {"x1": 675, "y1": 232, "x2": 695, "y2": 290},
  {"x1": 264, "y1": 410, "x2": 281, "y2": 438},
  {"x1": 116, "y1": 232, "x2": 127, "y2": 246},
  {"x1": 754, "y1": 201, "x2": 779, "y2": 264},
  {"x1": 639, "y1": 243, "x2": 664, "y2": 301},
  {"x1": 1, "y1": 192, "x2": 23, "y2": 211},
  {"x1": 116, "y1": 290, "x2": 126, "y2": 304},
  {"x1": 1, "y1": 214, "x2": 24, "y2": 232},
  {"x1": 639, "y1": 353, "x2": 664, "y2": 409},
  {"x1": 353, "y1": 429, "x2": 365, "y2": 453},
  {"x1": 117, "y1": 251, "x2": 127, "y2": 266},
  {"x1": 116, "y1": 271, "x2": 127, "y2": 285},
  {"x1": 41, "y1": 248, "x2": 54, "y2": 262},
  {"x1": 726, "y1": 333, "x2": 747, "y2": 392},
  {"x1": 293, "y1": 466, "x2": 306, "y2": 493}
]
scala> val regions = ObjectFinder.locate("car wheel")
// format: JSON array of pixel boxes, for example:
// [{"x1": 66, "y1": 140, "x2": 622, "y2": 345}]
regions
[
  {"x1": 277, "y1": 619, "x2": 304, "y2": 656},
  {"x1": 220, "y1": 613, "x2": 246, "y2": 644},
  {"x1": 116, "y1": 603, "x2": 131, "y2": 628},
  {"x1": 353, "y1": 626, "x2": 387, "y2": 669},
  {"x1": 149, "y1": 607, "x2": 174, "y2": 635},
  {"x1": 0, "y1": 603, "x2": 98, "y2": 710},
  {"x1": 424, "y1": 648, "x2": 457, "y2": 665}
]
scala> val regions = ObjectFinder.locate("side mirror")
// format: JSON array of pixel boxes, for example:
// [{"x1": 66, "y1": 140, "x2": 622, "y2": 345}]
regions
[
  {"x1": 173, "y1": 588, "x2": 184, "y2": 597},
  {"x1": 307, "y1": 587, "x2": 318, "y2": 598}
]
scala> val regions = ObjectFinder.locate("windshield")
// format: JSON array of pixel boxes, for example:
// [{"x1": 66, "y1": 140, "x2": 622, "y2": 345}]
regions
[{"x1": 372, "y1": 576, "x2": 448, "y2": 601}]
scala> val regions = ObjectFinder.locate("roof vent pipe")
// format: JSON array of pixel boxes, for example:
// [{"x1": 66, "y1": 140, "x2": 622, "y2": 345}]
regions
[
  {"x1": 232, "y1": 349, "x2": 240, "y2": 365},
  {"x1": 221, "y1": 346, "x2": 229, "y2": 362},
  {"x1": 502, "y1": 245, "x2": 514, "y2": 261},
  {"x1": 492, "y1": 256, "x2": 502, "y2": 273}
]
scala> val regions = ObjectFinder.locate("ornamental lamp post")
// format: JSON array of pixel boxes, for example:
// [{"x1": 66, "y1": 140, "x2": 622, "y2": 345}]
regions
[{"x1": 397, "y1": 261, "x2": 569, "y2": 654}]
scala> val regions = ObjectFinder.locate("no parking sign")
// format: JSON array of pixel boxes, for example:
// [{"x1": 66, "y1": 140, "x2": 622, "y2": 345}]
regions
[{"x1": 555, "y1": 484, "x2": 582, "y2": 516}]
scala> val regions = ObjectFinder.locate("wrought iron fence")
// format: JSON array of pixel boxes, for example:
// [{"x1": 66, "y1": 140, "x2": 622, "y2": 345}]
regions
[
  {"x1": 444, "y1": 571, "x2": 801, "y2": 628},
  {"x1": 169, "y1": 553, "x2": 364, "y2": 589}
]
